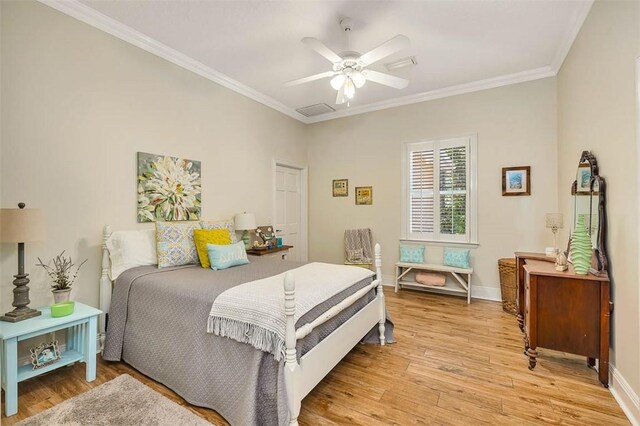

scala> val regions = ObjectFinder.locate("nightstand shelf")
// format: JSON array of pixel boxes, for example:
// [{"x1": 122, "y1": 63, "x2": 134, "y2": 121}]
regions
[{"x1": 246, "y1": 245, "x2": 293, "y2": 260}]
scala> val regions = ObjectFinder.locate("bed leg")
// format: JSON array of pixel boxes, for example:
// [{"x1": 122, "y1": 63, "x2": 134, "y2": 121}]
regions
[
  {"x1": 375, "y1": 243, "x2": 386, "y2": 346},
  {"x1": 284, "y1": 272, "x2": 301, "y2": 425}
]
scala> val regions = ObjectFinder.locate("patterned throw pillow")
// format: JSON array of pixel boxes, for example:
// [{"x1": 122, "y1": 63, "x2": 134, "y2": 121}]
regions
[
  {"x1": 156, "y1": 221, "x2": 201, "y2": 268},
  {"x1": 443, "y1": 248, "x2": 471, "y2": 269},
  {"x1": 399, "y1": 244, "x2": 425, "y2": 263},
  {"x1": 207, "y1": 241, "x2": 250, "y2": 271},
  {"x1": 200, "y1": 219, "x2": 238, "y2": 243},
  {"x1": 193, "y1": 229, "x2": 232, "y2": 269}
]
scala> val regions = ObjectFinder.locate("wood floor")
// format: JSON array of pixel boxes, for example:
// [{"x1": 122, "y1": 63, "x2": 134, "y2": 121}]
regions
[{"x1": 2, "y1": 288, "x2": 629, "y2": 425}]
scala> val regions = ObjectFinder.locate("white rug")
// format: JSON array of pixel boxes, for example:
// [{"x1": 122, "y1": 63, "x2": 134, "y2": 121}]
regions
[{"x1": 16, "y1": 374, "x2": 213, "y2": 425}]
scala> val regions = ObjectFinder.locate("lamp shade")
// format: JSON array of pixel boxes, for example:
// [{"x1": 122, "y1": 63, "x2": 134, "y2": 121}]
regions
[
  {"x1": 0, "y1": 205, "x2": 45, "y2": 243},
  {"x1": 234, "y1": 212, "x2": 257, "y2": 231},
  {"x1": 545, "y1": 213, "x2": 564, "y2": 229}
]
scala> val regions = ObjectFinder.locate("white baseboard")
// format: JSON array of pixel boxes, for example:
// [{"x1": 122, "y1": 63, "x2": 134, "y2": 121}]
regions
[
  {"x1": 610, "y1": 365, "x2": 640, "y2": 426},
  {"x1": 382, "y1": 274, "x2": 501, "y2": 302}
]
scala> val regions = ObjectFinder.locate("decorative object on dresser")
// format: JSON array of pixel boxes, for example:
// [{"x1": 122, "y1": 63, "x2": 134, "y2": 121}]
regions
[
  {"x1": 523, "y1": 260, "x2": 611, "y2": 387},
  {"x1": 36, "y1": 251, "x2": 88, "y2": 304},
  {"x1": 544, "y1": 213, "x2": 563, "y2": 257},
  {"x1": 355, "y1": 186, "x2": 373, "y2": 205},
  {"x1": 570, "y1": 216, "x2": 593, "y2": 275},
  {"x1": 332, "y1": 179, "x2": 348, "y2": 197},
  {"x1": 502, "y1": 166, "x2": 531, "y2": 196},
  {"x1": 234, "y1": 212, "x2": 257, "y2": 249},
  {"x1": 569, "y1": 151, "x2": 608, "y2": 275},
  {"x1": 555, "y1": 251, "x2": 568, "y2": 272},
  {"x1": 137, "y1": 152, "x2": 202, "y2": 222},
  {"x1": 0, "y1": 302, "x2": 101, "y2": 416},
  {"x1": 0, "y1": 203, "x2": 45, "y2": 322},
  {"x1": 498, "y1": 258, "x2": 517, "y2": 315}
]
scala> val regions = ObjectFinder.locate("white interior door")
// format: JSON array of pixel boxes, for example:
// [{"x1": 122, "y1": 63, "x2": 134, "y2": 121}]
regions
[{"x1": 275, "y1": 165, "x2": 301, "y2": 261}]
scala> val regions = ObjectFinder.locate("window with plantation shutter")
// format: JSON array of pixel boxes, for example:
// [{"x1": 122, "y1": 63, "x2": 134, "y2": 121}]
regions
[{"x1": 403, "y1": 136, "x2": 477, "y2": 244}]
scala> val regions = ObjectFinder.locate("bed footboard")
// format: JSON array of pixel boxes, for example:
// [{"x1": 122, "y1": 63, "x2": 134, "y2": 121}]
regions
[
  {"x1": 99, "y1": 225, "x2": 113, "y2": 350},
  {"x1": 284, "y1": 244, "x2": 385, "y2": 425}
]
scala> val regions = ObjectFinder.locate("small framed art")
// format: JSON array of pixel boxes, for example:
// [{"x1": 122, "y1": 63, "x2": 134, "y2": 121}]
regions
[
  {"x1": 502, "y1": 166, "x2": 531, "y2": 196},
  {"x1": 355, "y1": 186, "x2": 373, "y2": 205},
  {"x1": 332, "y1": 179, "x2": 348, "y2": 197},
  {"x1": 30, "y1": 341, "x2": 61, "y2": 370},
  {"x1": 575, "y1": 163, "x2": 592, "y2": 195}
]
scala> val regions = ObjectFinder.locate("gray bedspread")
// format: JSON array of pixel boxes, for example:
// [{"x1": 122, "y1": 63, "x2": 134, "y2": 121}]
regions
[{"x1": 103, "y1": 257, "x2": 394, "y2": 426}]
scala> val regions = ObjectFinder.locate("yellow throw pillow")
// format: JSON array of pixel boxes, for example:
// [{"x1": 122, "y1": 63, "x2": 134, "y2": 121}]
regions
[{"x1": 193, "y1": 229, "x2": 232, "y2": 268}]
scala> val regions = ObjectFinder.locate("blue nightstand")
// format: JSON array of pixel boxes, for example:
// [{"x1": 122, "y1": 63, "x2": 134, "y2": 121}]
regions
[{"x1": 0, "y1": 302, "x2": 102, "y2": 416}]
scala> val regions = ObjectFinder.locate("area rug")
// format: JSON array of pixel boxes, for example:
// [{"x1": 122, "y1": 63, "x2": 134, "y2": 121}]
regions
[{"x1": 16, "y1": 374, "x2": 213, "y2": 425}]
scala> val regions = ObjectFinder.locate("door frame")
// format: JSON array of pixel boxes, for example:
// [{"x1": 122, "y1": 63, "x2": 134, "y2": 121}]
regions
[{"x1": 272, "y1": 158, "x2": 309, "y2": 262}]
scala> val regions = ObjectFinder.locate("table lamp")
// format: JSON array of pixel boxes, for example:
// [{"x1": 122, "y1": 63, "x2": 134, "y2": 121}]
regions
[
  {"x1": 1, "y1": 203, "x2": 45, "y2": 322},
  {"x1": 545, "y1": 213, "x2": 564, "y2": 257},
  {"x1": 234, "y1": 212, "x2": 256, "y2": 249}
]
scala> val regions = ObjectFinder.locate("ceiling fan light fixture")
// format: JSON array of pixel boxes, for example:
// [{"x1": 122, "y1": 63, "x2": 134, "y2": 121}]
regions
[
  {"x1": 344, "y1": 77, "x2": 355, "y2": 99},
  {"x1": 330, "y1": 74, "x2": 346, "y2": 90},
  {"x1": 351, "y1": 70, "x2": 366, "y2": 88}
]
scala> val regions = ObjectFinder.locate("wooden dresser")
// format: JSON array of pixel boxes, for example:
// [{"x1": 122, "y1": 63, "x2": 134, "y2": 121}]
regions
[{"x1": 523, "y1": 259, "x2": 611, "y2": 387}]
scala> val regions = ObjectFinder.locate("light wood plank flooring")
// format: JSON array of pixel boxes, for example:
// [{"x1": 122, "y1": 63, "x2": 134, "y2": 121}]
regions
[{"x1": 2, "y1": 288, "x2": 629, "y2": 425}]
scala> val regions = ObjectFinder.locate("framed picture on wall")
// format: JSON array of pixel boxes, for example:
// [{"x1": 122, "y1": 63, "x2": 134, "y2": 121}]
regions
[
  {"x1": 355, "y1": 186, "x2": 373, "y2": 205},
  {"x1": 575, "y1": 163, "x2": 592, "y2": 195},
  {"x1": 332, "y1": 179, "x2": 348, "y2": 197},
  {"x1": 502, "y1": 166, "x2": 531, "y2": 196}
]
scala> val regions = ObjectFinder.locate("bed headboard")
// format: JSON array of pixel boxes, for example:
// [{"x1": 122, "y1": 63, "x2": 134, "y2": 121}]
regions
[{"x1": 99, "y1": 225, "x2": 113, "y2": 340}]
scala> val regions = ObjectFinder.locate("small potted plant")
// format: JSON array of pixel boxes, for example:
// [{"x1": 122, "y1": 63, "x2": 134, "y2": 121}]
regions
[{"x1": 37, "y1": 251, "x2": 87, "y2": 303}]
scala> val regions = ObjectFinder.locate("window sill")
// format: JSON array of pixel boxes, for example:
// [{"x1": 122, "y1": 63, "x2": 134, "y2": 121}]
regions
[{"x1": 400, "y1": 239, "x2": 480, "y2": 249}]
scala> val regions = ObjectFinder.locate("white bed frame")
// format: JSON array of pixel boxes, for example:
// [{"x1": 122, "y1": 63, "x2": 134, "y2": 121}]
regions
[{"x1": 99, "y1": 225, "x2": 386, "y2": 426}]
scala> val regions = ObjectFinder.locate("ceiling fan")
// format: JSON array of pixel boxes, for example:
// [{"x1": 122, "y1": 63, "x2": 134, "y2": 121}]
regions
[{"x1": 285, "y1": 18, "x2": 410, "y2": 105}]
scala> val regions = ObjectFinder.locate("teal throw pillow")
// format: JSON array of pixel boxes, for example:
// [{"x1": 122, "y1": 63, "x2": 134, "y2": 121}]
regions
[
  {"x1": 443, "y1": 248, "x2": 471, "y2": 269},
  {"x1": 207, "y1": 241, "x2": 250, "y2": 270},
  {"x1": 399, "y1": 244, "x2": 425, "y2": 263}
]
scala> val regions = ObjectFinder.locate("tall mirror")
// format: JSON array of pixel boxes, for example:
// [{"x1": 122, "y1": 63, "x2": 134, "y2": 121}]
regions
[{"x1": 570, "y1": 151, "x2": 608, "y2": 275}]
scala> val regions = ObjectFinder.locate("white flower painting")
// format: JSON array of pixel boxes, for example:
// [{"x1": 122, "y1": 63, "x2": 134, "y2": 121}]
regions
[{"x1": 137, "y1": 152, "x2": 202, "y2": 222}]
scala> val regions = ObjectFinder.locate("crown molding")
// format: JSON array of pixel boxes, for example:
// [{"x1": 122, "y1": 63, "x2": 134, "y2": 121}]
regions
[
  {"x1": 39, "y1": 0, "x2": 591, "y2": 125},
  {"x1": 305, "y1": 66, "x2": 556, "y2": 123},
  {"x1": 38, "y1": 0, "x2": 312, "y2": 124},
  {"x1": 550, "y1": 0, "x2": 594, "y2": 73}
]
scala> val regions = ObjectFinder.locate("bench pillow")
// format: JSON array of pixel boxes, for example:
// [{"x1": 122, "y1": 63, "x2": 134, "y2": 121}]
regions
[
  {"x1": 207, "y1": 241, "x2": 250, "y2": 271},
  {"x1": 443, "y1": 248, "x2": 471, "y2": 269},
  {"x1": 399, "y1": 244, "x2": 425, "y2": 264}
]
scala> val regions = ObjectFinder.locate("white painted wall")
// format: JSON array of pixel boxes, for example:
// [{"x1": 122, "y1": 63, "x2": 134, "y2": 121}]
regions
[
  {"x1": 0, "y1": 1, "x2": 308, "y2": 314},
  {"x1": 307, "y1": 78, "x2": 558, "y2": 297},
  {"x1": 557, "y1": 0, "x2": 640, "y2": 411}
]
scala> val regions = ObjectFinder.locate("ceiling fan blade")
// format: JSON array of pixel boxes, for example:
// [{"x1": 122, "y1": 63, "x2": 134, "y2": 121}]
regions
[
  {"x1": 359, "y1": 35, "x2": 410, "y2": 66},
  {"x1": 362, "y1": 70, "x2": 409, "y2": 89},
  {"x1": 336, "y1": 84, "x2": 347, "y2": 104},
  {"x1": 284, "y1": 71, "x2": 336, "y2": 87},
  {"x1": 302, "y1": 37, "x2": 343, "y2": 63}
]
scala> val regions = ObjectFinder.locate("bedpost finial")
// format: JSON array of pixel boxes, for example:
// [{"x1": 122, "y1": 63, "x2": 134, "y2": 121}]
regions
[
  {"x1": 374, "y1": 243, "x2": 382, "y2": 268},
  {"x1": 284, "y1": 272, "x2": 295, "y2": 292}
]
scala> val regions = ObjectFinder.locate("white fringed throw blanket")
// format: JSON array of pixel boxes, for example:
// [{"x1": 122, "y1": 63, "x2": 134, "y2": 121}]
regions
[{"x1": 207, "y1": 262, "x2": 375, "y2": 361}]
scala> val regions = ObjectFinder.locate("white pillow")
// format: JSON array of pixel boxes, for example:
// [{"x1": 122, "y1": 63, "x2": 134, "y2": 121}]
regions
[{"x1": 106, "y1": 229, "x2": 157, "y2": 280}]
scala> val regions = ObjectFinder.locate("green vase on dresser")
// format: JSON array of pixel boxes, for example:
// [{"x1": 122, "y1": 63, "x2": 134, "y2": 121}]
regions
[{"x1": 571, "y1": 216, "x2": 592, "y2": 275}]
